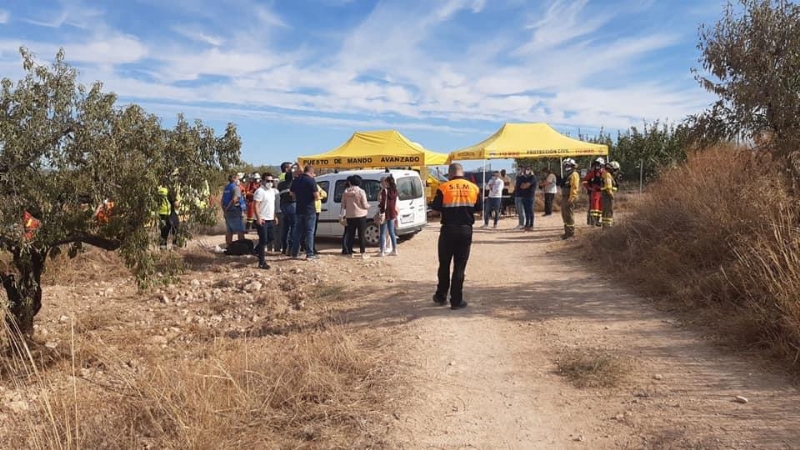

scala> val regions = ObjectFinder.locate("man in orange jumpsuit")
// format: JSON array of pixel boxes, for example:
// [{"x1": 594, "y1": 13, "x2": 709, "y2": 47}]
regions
[{"x1": 582, "y1": 157, "x2": 605, "y2": 227}]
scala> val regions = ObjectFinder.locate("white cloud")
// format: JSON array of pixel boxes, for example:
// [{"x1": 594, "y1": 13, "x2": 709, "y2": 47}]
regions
[
  {"x1": 0, "y1": 10, "x2": 9, "y2": 24},
  {"x1": 0, "y1": 0, "x2": 716, "y2": 145},
  {"x1": 172, "y1": 25, "x2": 223, "y2": 47}
]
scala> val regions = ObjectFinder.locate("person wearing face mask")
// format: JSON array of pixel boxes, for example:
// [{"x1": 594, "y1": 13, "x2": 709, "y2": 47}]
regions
[
  {"x1": 481, "y1": 171, "x2": 504, "y2": 228},
  {"x1": 252, "y1": 173, "x2": 279, "y2": 269},
  {"x1": 515, "y1": 166, "x2": 537, "y2": 231}
]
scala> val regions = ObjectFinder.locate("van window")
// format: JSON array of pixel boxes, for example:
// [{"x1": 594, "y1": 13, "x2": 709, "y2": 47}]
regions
[
  {"x1": 397, "y1": 176, "x2": 423, "y2": 201},
  {"x1": 333, "y1": 180, "x2": 347, "y2": 203},
  {"x1": 363, "y1": 180, "x2": 381, "y2": 201},
  {"x1": 317, "y1": 181, "x2": 329, "y2": 203},
  {"x1": 332, "y1": 179, "x2": 382, "y2": 203}
]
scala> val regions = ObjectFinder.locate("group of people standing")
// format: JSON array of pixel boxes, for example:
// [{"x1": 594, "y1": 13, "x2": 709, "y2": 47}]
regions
[
  {"x1": 221, "y1": 163, "x2": 323, "y2": 269},
  {"x1": 559, "y1": 156, "x2": 620, "y2": 239},
  {"x1": 481, "y1": 166, "x2": 559, "y2": 232},
  {"x1": 431, "y1": 158, "x2": 621, "y2": 311},
  {"x1": 339, "y1": 174, "x2": 400, "y2": 258}
]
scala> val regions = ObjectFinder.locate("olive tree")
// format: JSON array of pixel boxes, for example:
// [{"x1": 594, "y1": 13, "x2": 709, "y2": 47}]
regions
[
  {"x1": 0, "y1": 48, "x2": 241, "y2": 336},
  {"x1": 692, "y1": 0, "x2": 800, "y2": 180}
]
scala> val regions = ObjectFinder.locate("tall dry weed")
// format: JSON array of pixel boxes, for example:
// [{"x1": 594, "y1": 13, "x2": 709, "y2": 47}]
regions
[
  {"x1": 587, "y1": 145, "x2": 800, "y2": 369},
  {"x1": 2, "y1": 326, "x2": 392, "y2": 449}
]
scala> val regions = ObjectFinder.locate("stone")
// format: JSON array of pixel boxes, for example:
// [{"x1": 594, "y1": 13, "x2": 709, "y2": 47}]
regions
[
  {"x1": 574, "y1": 435, "x2": 585, "y2": 442},
  {"x1": 244, "y1": 281, "x2": 263, "y2": 293},
  {"x1": 160, "y1": 294, "x2": 170, "y2": 305},
  {"x1": 58, "y1": 315, "x2": 69, "y2": 323},
  {"x1": 734, "y1": 396, "x2": 749, "y2": 404},
  {"x1": 44, "y1": 341, "x2": 58, "y2": 349},
  {"x1": 654, "y1": 374, "x2": 663, "y2": 380},
  {"x1": 190, "y1": 279, "x2": 201, "y2": 287}
]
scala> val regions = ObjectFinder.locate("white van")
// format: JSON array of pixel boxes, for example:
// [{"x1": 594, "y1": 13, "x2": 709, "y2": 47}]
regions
[{"x1": 315, "y1": 169, "x2": 427, "y2": 246}]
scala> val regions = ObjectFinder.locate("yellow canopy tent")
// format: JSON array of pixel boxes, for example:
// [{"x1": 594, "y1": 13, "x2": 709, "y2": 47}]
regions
[
  {"x1": 447, "y1": 122, "x2": 608, "y2": 162},
  {"x1": 297, "y1": 130, "x2": 448, "y2": 169},
  {"x1": 447, "y1": 123, "x2": 608, "y2": 221}
]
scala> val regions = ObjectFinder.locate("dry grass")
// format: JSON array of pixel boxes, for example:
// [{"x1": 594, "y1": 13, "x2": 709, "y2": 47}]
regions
[
  {"x1": 586, "y1": 145, "x2": 800, "y2": 372},
  {"x1": 1, "y1": 325, "x2": 393, "y2": 449},
  {"x1": 555, "y1": 347, "x2": 630, "y2": 388},
  {"x1": 0, "y1": 241, "x2": 396, "y2": 449}
]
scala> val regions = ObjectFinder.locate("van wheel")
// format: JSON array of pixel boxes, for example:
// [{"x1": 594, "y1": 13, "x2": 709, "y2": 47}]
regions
[{"x1": 364, "y1": 223, "x2": 380, "y2": 246}]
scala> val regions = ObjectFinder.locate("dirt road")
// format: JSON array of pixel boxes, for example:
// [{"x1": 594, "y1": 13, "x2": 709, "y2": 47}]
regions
[{"x1": 339, "y1": 213, "x2": 800, "y2": 449}]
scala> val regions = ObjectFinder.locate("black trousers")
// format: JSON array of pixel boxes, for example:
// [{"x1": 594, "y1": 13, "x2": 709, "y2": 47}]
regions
[
  {"x1": 436, "y1": 225, "x2": 473, "y2": 305},
  {"x1": 346, "y1": 217, "x2": 367, "y2": 254},
  {"x1": 159, "y1": 214, "x2": 176, "y2": 246},
  {"x1": 544, "y1": 193, "x2": 555, "y2": 215}
]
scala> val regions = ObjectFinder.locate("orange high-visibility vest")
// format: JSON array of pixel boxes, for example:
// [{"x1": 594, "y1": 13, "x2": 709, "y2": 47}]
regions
[{"x1": 23, "y1": 211, "x2": 40, "y2": 240}]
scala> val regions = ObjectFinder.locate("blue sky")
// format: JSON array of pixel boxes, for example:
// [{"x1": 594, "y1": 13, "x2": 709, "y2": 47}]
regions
[{"x1": 0, "y1": 0, "x2": 723, "y2": 167}]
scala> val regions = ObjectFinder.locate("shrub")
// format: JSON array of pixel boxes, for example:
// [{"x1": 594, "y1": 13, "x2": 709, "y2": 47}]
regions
[{"x1": 587, "y1": 145, "x2": 800, "y2": 369}]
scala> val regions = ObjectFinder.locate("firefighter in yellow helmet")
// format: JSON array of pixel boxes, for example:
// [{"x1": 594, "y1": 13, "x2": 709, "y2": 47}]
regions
[
  {"x1": 561, "y1": 158, "x2": 581, "y2": 239},
  {"x1": 601, "y1": 161, "x2": 620, "y2": 228}
]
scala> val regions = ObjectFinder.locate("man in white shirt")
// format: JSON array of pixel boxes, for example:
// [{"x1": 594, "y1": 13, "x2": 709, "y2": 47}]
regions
[
  {"x1": 253, "y1": 173, "x2": 279, "y2": 269},
  {"x1": 482, "y1": 171, "x2": 505, "y2": 228},
  {"x1": 541, "y1": 168, "x2": 558, "y2": 216}
]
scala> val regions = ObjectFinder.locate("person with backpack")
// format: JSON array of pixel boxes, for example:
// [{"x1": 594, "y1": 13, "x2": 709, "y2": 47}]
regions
[{"x1": 221, "y1": 173, "x2": 246, "y2": 246}]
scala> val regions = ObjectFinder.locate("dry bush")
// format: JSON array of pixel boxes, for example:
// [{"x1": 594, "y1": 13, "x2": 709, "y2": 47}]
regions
[
  {"x1": 587, "y1": 145, "x2": 800, "y2": 369},
  {"x1": 555, "y1": 347, "x2": 631, "y2": 388},
  {"x1": 2, "y1": 326, "x2": 393, "y2": 449}
]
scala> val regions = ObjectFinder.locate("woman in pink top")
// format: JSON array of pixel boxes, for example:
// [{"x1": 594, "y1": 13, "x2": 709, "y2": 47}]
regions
[
  {"x1": 378, "y1": 175, "x2": 399, "y2": 257},
  {"x1": 341, "y1": 175, "x2": 370, "y2": 256}
]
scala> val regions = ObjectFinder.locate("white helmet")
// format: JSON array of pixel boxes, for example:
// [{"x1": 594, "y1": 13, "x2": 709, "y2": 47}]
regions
[
  {"x1": 593, "y1": 157, "x2": 606, "y2": 166},
  {"x1": 607, "y1": 161, "x2": 620, "y2": 171},
  {"x1": 563, "y1": 158, "x2": 577, "y2": 168},
  {"x1": 252, "y1": 172, "x2": 261, "y2": 181}
]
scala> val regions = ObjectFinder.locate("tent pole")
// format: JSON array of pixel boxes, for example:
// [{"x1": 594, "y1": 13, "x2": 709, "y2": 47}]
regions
[
  {"x1": 482, "y1": 159, "x2": 487, "y2": 221},
  {"x1": 559, "y1": 158, "x2": 563, "y2": 178}
]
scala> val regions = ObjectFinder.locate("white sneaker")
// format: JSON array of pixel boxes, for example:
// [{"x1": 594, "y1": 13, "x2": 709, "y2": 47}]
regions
[{"x1": 377, "y1": 252, "x2": 385, "y2": 257}]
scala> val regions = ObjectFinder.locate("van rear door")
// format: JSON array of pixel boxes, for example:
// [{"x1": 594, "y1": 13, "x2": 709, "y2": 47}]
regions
[{"x1": 396, "y1": 174, "x2": 426, "y2": 230}]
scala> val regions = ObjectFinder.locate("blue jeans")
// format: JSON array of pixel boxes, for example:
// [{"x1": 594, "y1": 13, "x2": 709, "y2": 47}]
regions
[
  {"x1": 514, "y1": 197, "x2": 525, "y2": 227},
  {"x1": 292, "y1": 213, "x2": 316, "y2": 257},
  {"x1": 379, "y1": 219, "x2": 398, "y2": 253},
  {"x1": 280, "y1": 203, "x2": 296, "y2": 254},
  {"x1": 254, "y1": 221, "x2": 275, "y2": 265},
  {"x1": 522, "y1": 197, "x2": 534, "y2": 228},
  {"x1": 484, "y1": 197, "x2": 502, "y2": 226}
]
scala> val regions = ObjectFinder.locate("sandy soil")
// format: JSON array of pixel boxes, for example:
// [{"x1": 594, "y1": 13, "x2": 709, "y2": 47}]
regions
[{"x1": 344, "y1": 213, "x2": 800, "y2": 449}]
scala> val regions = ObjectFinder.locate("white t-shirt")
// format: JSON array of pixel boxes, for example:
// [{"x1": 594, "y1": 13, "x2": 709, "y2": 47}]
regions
[
  {"x1": 253, "y1": 187, "x2": 277, "y2": 221},
  {"x1": 545, "y1": 173, "x2": 558, "y2": 194},
  {"x1": 487, "y1": 178, "x2": 504, "y2": 198}
]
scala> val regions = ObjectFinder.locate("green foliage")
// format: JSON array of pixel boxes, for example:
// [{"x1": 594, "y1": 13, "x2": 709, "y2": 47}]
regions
[
  {"x1": 514, "y1": 121, "x2": 691, "y2": 184},
  {"x1": 603, "y1": 121, "x2": 691, "y2": 183},
  {"x1": 0, "y1": 47, "x2": 242, "y2": 334},
  {"x1": 691, "y1": 0, "x2": 800, "y2": 153}
]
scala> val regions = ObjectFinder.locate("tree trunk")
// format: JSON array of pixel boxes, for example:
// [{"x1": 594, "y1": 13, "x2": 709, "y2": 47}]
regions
[{"x1": 1, "y1": 249, "x2": 45, "y2": 338}]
